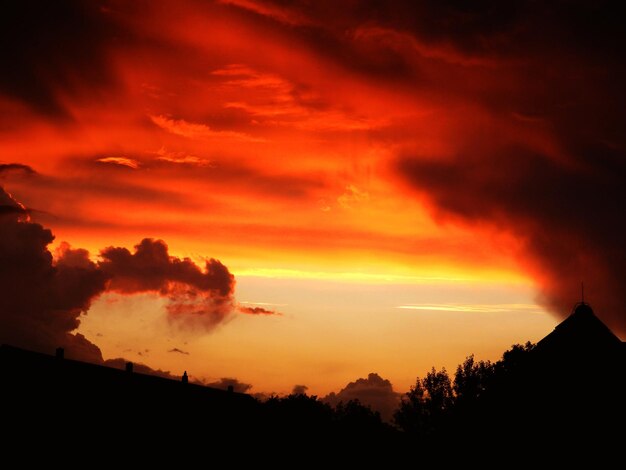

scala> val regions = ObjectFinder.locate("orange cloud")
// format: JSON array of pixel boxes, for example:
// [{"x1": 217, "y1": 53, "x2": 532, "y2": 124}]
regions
[
  {"x1": 154, "y1": 147, "x2": 211, "y2": 166},
  {"x1": 213, "y1": 65, "x2": 384, "y2": 132},
  {"x1": 149, "y1": 114, "x2": 265, "y2": 142},
  {"x1": 96, "y1": 157, "x2": 141, "y2": 169}
]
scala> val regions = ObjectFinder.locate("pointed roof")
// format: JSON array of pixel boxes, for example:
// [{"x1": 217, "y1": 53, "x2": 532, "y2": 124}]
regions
[{"x1": 534, "y1": 302, "x2": 622, "y2": 357}]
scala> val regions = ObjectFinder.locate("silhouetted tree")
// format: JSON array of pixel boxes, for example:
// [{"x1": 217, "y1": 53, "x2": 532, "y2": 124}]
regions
[
  {"x1": 453, "y1": 355, "x2": 494, "y2": 406},
  {"x1": 423, "y1": 367, "x2": 454, "y2": 414},
  {"x1": 394, "y1": 367, "x2": 453, "y2": 436},
  {"x1": 394, "y1": 345, "x2": 542, "y2": 440},
  {"x1": 335, "y1": 399, "x2": 383, "y2": 430},
  {"x1": 497, "y1": 342, "x2": 534, "y2": 374},
  {"x1": 263, "y1": 393, "x2": 334, "y2": 429},
  {"x1": 394, "y1": 376, "x2": 427, "y2": 435}
]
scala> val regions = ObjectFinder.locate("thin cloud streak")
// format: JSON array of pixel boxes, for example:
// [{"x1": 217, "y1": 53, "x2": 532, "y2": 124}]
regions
[
  {"x1": 240, "y1": 301, "x2": 288, "y2": 307},
  {"x1": 96, "y1": 157, "x2": 141, "y2": 169},
  {"x1": 149, "y1": 114, "x2": 266, "y2": 142},
  {"x1": 396, "y1": 304, "x2": 544, "y2": 314}
]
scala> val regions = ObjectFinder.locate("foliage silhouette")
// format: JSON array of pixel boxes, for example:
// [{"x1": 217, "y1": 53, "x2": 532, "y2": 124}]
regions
[
  {"x1": 453, "y1": 354, "x2": 493, "y2": 407},
  {"x1": 393, "y1": 366, "x2": 455, "y2": 437}
]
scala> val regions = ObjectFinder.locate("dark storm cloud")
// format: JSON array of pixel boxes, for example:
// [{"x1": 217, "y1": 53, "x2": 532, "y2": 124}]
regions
[
  {"x1": 0, "y1": 187, "x2": 239, "y2": 364},
  {"x1": 399, "y1": 143, "x2": 626, "y2": 334},
  {"x1": 240, "y1": 0, "x2": 622, "y2": 59},
  {"x1": 0, "y1": 187, "x2": 106, "y2": 362},
  {"x1": 391, "y1": 1, "x2": 626, "y2": 334},
  {"x1": 0, "y1": 204, "x2": 28, "y2": 217},
  {"x1": 100, "y1": 238, "x2": 234, "y2": 297},
  {"x1": 100, "y1": 239, "x2": 235, "y2": 330},
  {"x1": 97, "y1": 237, "x2": 236, "y2": 327},
  {"x1": 0, "y1": 1, "x2": 121, "y2": 117},
  {"x1": 0, "y1": 163, "x2": 36, "y2": 175}
]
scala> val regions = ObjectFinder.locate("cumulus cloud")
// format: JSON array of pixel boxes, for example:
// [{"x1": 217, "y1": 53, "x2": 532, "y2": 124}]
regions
[
  {"x1": 204, "y1": 377, "x2": 252, "y2": 393},
  {"x1": 0, "y1": 187, "x2": 28, "y2": 216},
  {"x1": 99, "y1": 238, "x2": 235, "y2": 330},
  {"x1": 100, "y1": 238, "x2": 233, "y2": 297},
  {"x1": 0, "y1": 186, "x2": 242, "y2": 364},
  {"x1": 0, "y1": 187, "x2": 106, "y2": 362},
  {"x1": 292, "y1": 384, "x2": 308, "y2": 395},
  {"x1": 323, "y1": 373, "x2": 400, "y2": 422}
]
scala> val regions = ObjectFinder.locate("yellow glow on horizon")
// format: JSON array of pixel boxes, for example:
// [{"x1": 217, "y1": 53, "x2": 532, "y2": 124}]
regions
[{"x1": 232, "y1": 266, "x2": 531, "y2": 285}]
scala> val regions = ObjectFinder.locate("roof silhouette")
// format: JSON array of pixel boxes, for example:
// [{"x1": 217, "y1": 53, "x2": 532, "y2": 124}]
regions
[
  {"x1": 534, "y1": 302, "x2": 623, "y2": 357},
  {"x1": 0, "y1": 343, "x2": 255, "y2": 405}
]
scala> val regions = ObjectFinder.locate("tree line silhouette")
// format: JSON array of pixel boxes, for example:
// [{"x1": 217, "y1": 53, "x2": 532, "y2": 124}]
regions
[
  {"x1": 251, "y1": 333, "x2": 622, "y2": 460},
  {"x1": 257, "y1": 342, "x2": 537, "y2": 442},
  {"x1": 1, "y1": 303, "x2": 623, "y2": 462}
]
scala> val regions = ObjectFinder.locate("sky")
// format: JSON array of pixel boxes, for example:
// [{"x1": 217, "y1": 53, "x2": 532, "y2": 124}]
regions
[{"x1": 1, "y1": 0, "x2": 625, "y2": 402}]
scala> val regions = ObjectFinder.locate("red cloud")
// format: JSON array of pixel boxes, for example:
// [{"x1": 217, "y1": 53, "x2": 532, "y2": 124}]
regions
[
  {"x1": 100, "y1": 238, "x2": 234, "y2": 297},
  {"x1": 100, "y1": 238, "x2": 235, "y2": 330}
]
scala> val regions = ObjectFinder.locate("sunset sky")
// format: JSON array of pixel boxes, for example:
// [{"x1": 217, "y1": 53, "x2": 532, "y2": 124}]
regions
[{"x1": 1, "y1": 1, "x2": 624, "y2": 399}]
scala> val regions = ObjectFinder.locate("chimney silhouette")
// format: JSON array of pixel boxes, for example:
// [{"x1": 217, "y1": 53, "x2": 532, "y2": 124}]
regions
[
  {"x1": 182, "y1": 371, "x2": 188, "y2": 384},
  {"x1": 55, "y1": 347, "x2": 64, "y2": 359},
  {"x1": 125, "y1": 362, "x2": 133, "y2": 373}
]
